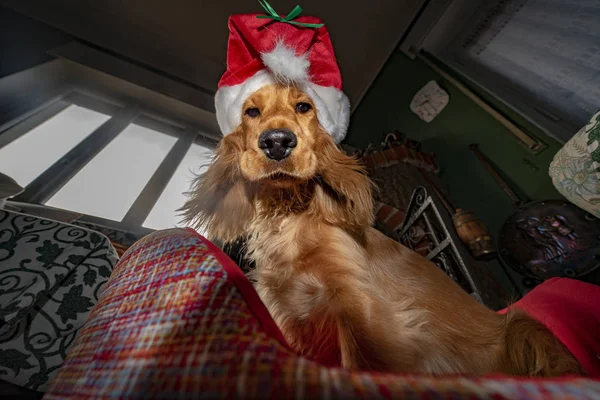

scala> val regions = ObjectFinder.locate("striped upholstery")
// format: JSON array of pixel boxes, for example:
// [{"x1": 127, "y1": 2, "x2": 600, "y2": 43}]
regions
[{"x1": 44, "y1": 229, "x2": 600, "y2": 399}]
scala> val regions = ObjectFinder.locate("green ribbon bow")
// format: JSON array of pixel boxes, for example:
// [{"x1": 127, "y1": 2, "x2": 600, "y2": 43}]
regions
[{"x1": 256, "y1": 0, "x2": 324, "y2": 28}]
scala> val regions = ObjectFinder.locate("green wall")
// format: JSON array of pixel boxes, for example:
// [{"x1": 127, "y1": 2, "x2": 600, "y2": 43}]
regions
[{"x1": 345, "y1": 52, "x2": 567, "y2": 293}]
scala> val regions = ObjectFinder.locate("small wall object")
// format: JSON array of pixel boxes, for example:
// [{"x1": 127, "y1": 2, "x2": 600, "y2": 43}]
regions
[{"x1": 410, "y1": 80, "x2": 449, "y2": 123}]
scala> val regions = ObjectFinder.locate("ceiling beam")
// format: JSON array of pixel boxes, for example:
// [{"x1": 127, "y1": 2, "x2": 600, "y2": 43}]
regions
[{"x1": 50, "y1": 41, "x2": 216, "y2": 113}]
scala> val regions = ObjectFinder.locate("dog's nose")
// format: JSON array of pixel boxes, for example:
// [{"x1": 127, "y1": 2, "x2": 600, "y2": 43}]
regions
[{"x1": 258, "y1": 129, "x2": 297, "y2": 161}]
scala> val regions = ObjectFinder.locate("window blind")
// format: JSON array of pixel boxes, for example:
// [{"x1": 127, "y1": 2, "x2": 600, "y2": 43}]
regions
[{"x1": 436, "y1": 0, "x2": 600, "y2": 142}]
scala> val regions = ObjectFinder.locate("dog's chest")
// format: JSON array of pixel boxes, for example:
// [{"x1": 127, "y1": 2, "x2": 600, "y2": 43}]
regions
[{"x1": 247, "y1": 216, "x2": 302, "y2": 267}]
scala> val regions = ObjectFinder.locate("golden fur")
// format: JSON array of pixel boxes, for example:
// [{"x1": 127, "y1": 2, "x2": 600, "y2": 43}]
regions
[{"x1": 181, "y1": 84, "x2": 582, "y2": 376}]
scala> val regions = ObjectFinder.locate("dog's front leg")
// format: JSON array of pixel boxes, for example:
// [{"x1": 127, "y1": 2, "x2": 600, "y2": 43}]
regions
[{"x1": 273, "y1": 251, "x2": 419, "y2": 372}]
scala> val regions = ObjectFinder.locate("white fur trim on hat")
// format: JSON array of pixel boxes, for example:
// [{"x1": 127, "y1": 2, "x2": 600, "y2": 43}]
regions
[
  {"x1": 215, "y1": 70, "x2": 350, "y2": 143},
  {"x1": 215, "y1": 69, "x2": 276, "y2": 136},
  {"x1": 303, "y1": 83, "x2": 350, "y2": 143}
]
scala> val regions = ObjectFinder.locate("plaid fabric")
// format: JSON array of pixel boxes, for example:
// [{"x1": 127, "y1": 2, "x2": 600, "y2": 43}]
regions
[{"x1": 44, "y1": 228, "x2": 600, "y2": 399}]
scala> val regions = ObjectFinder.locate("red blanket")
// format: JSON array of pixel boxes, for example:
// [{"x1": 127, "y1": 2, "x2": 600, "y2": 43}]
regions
[
  {"x1": 44, "y1": 229, "x2": 600, "y2": 399},
  {"x1": 501, "y1": 277, "x2": 600, "y2": 377}
]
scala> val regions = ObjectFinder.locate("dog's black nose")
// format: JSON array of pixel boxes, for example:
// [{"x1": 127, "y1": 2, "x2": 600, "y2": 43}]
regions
[{"x1": 258, "y1": 129, "x2": 297, "y2": 161}]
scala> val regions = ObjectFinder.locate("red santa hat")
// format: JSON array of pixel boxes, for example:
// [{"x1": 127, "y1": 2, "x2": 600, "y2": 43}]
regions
[{"x1": 215, "y1": 3, "x2": 350, "y2": 143}]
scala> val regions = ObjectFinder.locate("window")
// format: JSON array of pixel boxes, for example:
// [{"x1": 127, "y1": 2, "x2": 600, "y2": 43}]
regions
[
  {"x1": 143, "y1": 143, "x2": 212, "y2": 230},
  {"x1": 0, "y1": 104, "x2": 110, "y2": 187},
  {"x1": 419, "y1": 0, "x2": 600, "y2": 142},
  {"x1": 0, "y1": 92, "x2": 216, "y2": 234},
  {"x1": 46, "y1": 123, "x2": 178, "y2": 221}
]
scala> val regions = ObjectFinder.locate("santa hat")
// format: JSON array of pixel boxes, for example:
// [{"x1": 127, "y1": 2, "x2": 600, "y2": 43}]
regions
[{"x1": 215, "y1": 3, "x2": 350, "y2": 143}]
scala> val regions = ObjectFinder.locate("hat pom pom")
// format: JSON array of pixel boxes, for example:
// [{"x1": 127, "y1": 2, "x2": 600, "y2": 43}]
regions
[{"x1": 261, "y1": 39, "x2": 310, "y2": 83}]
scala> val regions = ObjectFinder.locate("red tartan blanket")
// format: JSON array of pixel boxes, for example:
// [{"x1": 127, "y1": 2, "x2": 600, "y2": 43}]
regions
[{"x1": 44, "y1": 228, "x2": 600, "y2": 399}]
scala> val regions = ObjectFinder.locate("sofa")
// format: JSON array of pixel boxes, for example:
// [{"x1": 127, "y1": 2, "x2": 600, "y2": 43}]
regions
[{"x1": 0, "y1": 209, "x2": 118, "y2": 396}]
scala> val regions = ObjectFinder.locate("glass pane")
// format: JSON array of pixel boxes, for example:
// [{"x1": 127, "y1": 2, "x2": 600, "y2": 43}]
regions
[
  {"x1": 46, "y1": 123, "x2": 178, "y2": 221},
  {"x1": 0, "y1": 105, "x2": 110, "y2": 187},
  {"x1": 143, "y1": 143, "x2": 213, "y2": 232}
]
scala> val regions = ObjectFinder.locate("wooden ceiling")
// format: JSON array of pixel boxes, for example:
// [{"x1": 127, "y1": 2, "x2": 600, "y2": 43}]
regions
[{"x1": 2, "y1": 0, "x2": 423, "y2": 112}]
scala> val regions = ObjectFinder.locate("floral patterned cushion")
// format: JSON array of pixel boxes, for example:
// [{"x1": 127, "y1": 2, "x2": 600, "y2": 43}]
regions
[
  {"x1": 549, "y1": 110, "x2": 600, "y2": 218},
  {"x1": 0, "y1": 212, "x2": 105, "y2": 327},
  {"x1": 0, "y1": 210, "x2": 118, "y2": 391}
]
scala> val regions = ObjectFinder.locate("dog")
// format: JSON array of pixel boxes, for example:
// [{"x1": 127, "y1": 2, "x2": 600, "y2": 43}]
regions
[{"x1": 181, "y1": 83, "x2": 582, "y2": 376}]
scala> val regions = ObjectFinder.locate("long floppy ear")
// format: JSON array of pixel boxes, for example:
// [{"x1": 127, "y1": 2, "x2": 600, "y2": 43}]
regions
[
  {"x1": 179, "y1": 131, "x2": 255, "y2": 243},
  {"x1": 315, "y1": 135, "x2": 374, "y2": 230}
]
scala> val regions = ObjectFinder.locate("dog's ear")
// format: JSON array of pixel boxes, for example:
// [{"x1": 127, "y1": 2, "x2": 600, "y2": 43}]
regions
[
  {"x1": 315, "y1": 135, "x2": 374, "y2": 230},
  {"x1": 179, "y1": 131, "x2": 255, "y2": 243}
]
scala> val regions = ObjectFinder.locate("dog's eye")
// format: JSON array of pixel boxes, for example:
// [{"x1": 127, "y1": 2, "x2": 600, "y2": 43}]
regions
[
  {"x1": 245, "y1": 107, "x2": 260, "y2": 118},
  {"x1": 295, "y1": 102, "x2": 312, "y2": 114}
]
